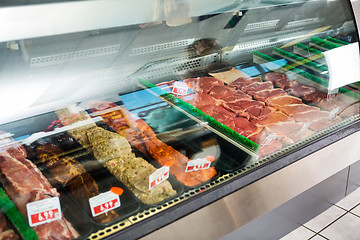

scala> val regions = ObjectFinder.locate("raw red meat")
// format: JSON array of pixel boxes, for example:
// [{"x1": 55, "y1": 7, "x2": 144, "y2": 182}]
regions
[
  {"x1": 0, "y1": 230, "x2": 19, "y2": 240},
  {"x1": 223, "y1": 117, "x2": 258, "y2": 137},
  {"x1": 316, "y1": 98, "x2": 346, "y2": 112},
  {"x1": 198, "y1": 105, "x2": 237, "y2": 123},
  {"x1": 308, "y1": 116, "x2": 342, "y2": 131},
  {"x1": 265, "y1": 122, "x2": 309, "y2": 145},
  {"x1": 275, "y1": 78, "x2": 298, "y2": 90},
  {"x1": 264, "y1": 72, "x2": 288, "y2": 84},
  {"x1": 230, "y1": 77, "x2": 262, "y2": 89},
  {"x1": 223, "y1": 99, "x2": 265, "y2": 111},
  {"x1": 258, "y1": 138, "x2": 283, "y2": 159},
  {"x1": 251, "y1": 111, "x2": 295, "y2": 127},
  {"x1": 232, "y1": 90, "x2": 253, "y2": 101},
  {"x1": 183, "y1": 77, "x2": 224, "y2": 93},
  {"x1": 245, "y1": 105, "x2": 273, "y2": 120},
  {"x1": 276, "y1": 104, "x2": 320, "y2": 116},
  {"x1": 292, "y1": 110, "x2": 329, "y2": 122},
  {"x1": 209, "y1": 85, "x2": 236, "y2": 100},
  {"x1": 253, "y1": 89, "x2": 286, "y2": 102},
  {"x1": 265, "y1": 95, "x2": 303, "y2": 107},
  {"x1": 287, "y1": 84, "x2": 316, "y2": 97},
  {"x1": 302, "y1": 91, "x2": 327, "y2": 103},
  {"x1": 180, "y1": 93, "x2": 217, "y2": 108},
  {"x1": 242, "y1": 82, "x2": 273, "y2": 95},
  {"x1": 339, "y1": 102, "x2": 360, "y2": 118}
]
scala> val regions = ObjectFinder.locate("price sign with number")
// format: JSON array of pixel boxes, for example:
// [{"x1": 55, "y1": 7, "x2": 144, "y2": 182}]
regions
[
  {"x1": 172, "y1": 81, "x2": 189, "y2": 95},
  {"x1": 26, "y1": 197, "x2": 62, "y2": 227},
  {"x1": 89, "y1": 191, "x2": 121, "y2": 217},
  {"x1": 149, "y1": 166, "x2": 169, "y2": 190},
  {"x1": 327, "y1": 88, "x2": 339, "y2": 101},
  {"x1": 185, "y1": 156, "x2": 215, "y2": 172}
]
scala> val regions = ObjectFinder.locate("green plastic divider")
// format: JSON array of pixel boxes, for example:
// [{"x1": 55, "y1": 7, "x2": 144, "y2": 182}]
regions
[
  {"x1": 325, "y1": 37, "x2": 350, "y2": 46},
  {"x1": 311, "y1": 36, "x2": 341, "y2": 50},
  {"x1": 295, "y1": 43, "x2": 324, "y2": 55},
  {"x1": 0, "y1": 188, "x2": 38, "y2": 240},
  {"x1": 139, "y1": 78, "x2": 259, "y2": 152},
  {"x1": 253, "y1": 51, "x2": 360, "y2": 100},
  {"x1": 273, "y1": 47, "x2": 328, "y2": 73}
]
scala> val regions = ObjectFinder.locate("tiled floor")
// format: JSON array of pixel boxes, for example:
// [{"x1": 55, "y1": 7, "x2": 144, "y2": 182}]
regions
[{"x1": 280, "y1": 187, "x2": 360, "y2": 240}]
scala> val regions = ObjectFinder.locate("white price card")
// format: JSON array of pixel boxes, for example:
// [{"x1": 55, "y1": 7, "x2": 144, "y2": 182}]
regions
[
  {"x1": 185, "y1": 156, "x2": 215, "y2": 172},
  {"x1": 260, "y1": 133, "x2": 277, "y2": 149},
  {"x1": 26, "y1": 197, "x2": 62, "y2": 227},
  {"x1": 327, "y1": 88, "x2": 339, "y2": 101},
  {"x1": 149, "y1": 166, "x2": 170, "y2": 190},
  {"x1": 329, "y1": 107, "x2": 340, "y2": 122},
  {"x1": 89, "y1": 191, "x2": 121, "y2": 217},
  {"x1": 172, "y1": 81, "x2": 188, "y2": 95}
]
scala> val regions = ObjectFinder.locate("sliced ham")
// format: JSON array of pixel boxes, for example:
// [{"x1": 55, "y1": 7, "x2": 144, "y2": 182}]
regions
[
  {"x1": 265, "y1": 95, "x2": 303, "y2": 107},
  {"x1": 287, "y1": 84, "x2": 316, "y2": 97},
  {"x1": 276, "y1": 104, "x2": 320, "y2": 116},
  {"x1": 253, "y1": 88, "x2": 286, "y2": 102},
  {"x1": 242, "y1": 81, "x2": 273, "y2": 95}
]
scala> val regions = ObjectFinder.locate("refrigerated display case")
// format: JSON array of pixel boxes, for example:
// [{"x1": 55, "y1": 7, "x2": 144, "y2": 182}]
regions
[{"x1": 0, "y1": 0, "x2": 359, "y2": 239}]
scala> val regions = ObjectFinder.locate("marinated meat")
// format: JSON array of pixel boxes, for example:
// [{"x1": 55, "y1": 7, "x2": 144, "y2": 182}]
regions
[
  {"x1": 242, "y1": 82, "x2": 273, "y2": 95},
  {"x1": 302, "y1": 91, "x2": 327, "y2": 103},
  {"x1": 253, "y1": 89, "x2": 286, "y2": 102},
  {"x1": 276, "y1": 104, "x2": 320, "y2": 116},
  {"x1": 287, "y1": 84, "x2": 316, "y2": 97},
  {"x1": 291, "y1": 110, "x2": 329, "y2": 122},
  {"x1": 265, "y1": 95, "x2": 303, "y2": 107},
  {"x1": 230, "y1": 77, "x2": 262, "y2": 89},
  {"x1": 251, "y1": 111, "x2": 295, "y2": 127},
  {"x1": 85, "y1": 126, "x2": 177, "y2": 204},
  {"x1": 0, "y1": 139, "x2": 79, "y2": 239},
  {"x1": 35, "y1": 143, "x2": 119, "y2": 224}
]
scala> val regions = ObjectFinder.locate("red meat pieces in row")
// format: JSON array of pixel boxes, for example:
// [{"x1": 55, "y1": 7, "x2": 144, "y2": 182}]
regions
[
  {"x1": 230, "y1": 77, "x2": 262, "y2": 89},
  {"x1": 183, "y1": 77, "x2": 224, "y2": 93},
  {"x1": 253, "y1": 88, "x2": 286, "y2": 102},
  {"x1": 265, "y1": 95, "x2": 303, "y2": 107},
  {"x1": 264, "y1": 72, "x2": 298, "y2": 89},
  {"x1": 287, "y1": 84, "x2": 316, "y2": 97},
  {"x1": 242, "y1": 81, "x2": 273, "y2": 95}
]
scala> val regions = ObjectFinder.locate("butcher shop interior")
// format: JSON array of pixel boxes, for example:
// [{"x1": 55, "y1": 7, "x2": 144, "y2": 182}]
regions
[{"x1": 0, "y1": 0, "x2": 360, "y2": 239}]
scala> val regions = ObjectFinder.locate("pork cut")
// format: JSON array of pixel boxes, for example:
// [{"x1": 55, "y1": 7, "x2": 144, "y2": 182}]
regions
[
  {"x1": 265, "y1": 95, "x2": 303, "y2": 107},
  {"x1": 253, "y1": 88, "x2": 286, "y2": 102},
  {"x1": 242, "y1": 81, "x2": 273, "y2": 95},
  {"x1": 287, "y1": 84, "x2": 316, "y2": 97}
]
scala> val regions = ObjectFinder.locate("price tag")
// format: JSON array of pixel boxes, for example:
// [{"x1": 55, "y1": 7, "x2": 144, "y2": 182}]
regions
[
  {"x1": 26, "y1": 197, "x2": 62, "y2": 227},
  {"x1": 329, "y1": 107, "x2": 340, "y2": 122},
  {"x1": 172, "y1": 82, "x2": 188, "y2": 95},
  {"x1": 149, "y1": 166, "x2": 170, "y2": 190},
  {"x1": 297, "y1": 122, "x2": 311, "y2": 135},
  {"x1": 327, "y1": 88, "x2": 339, "y2": 101},
  {"x1": 89, "y1": 191, "x2": 121, "y2": 217},
  {"x1": 185, "y1": 156, "x2": 214, "y2": 172},
  {"x1": 260, "y1": 133, "x2": 278, "y2": 149}
]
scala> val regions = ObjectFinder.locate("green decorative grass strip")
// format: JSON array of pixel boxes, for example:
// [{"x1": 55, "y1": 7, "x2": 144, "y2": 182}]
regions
[
  {"x1": 0, "y1": 188, "x2": 38, "y2": 240},
  {"x1": 252, "y1": 51, "x2": 360, "y2": 100},
  {"x1": 295, "y1": 43, "x2": 323, "y2": 55},
  {"x1": 139, "y1": 78, "x2": 259, "y2": 152},
  {"x1": 273, "y1": 47, "x2": 328, "y2": 73},
  {"x1": 325, "y1": 37, "x2": 349, "y2": 46},
  {"x1": 311, "y1": 36, "x2": 341, "y2": 50}
]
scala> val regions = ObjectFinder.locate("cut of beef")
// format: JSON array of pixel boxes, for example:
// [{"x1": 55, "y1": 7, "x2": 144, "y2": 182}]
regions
[
  {"x1": 287, "y1": 84, "x2": 316, "y2": 97},
  {"x1": 253, "y1": 89, "x2": 286, "y2": 102},
  {"x1": 339, "y1": 102, "x2": 360, "y2": 118},
  {"x1": 276, "y1": 104, "x2": 320, "y2": 116},
  {"x1": 242, "y1": 81, "x2": 273, "y2": 95},
  {"x1": 223, "y1": 99, "x2": 265, "y2": 111},
  {"x1": 264, "y1": 72, "x2": 288, "y2": 84},
  {"x1": 180, "y1": 93, "x2": 217, "y2": 108},
  {"x1": 221, "y1": 103, "x2": 250, "y2": 119},
  {"x1": 265, "y1": 122, "x2": 309, "y2": 145},
  {"x1": 309, "y1": 116, "x2": 342, "y2": 131},
  {"x1": 251, "y1": 111, "x2": 294, "y2": 127},
  {"x1": 209, "y1": 85, "x2": 237, "y2": 101},
  {"x1": 245, "y1": 105, "x2": 273, "y2": 120},
  {"x1": 275, "y1": 78, "x2": 298, "y2": 90},
  {"x1": 302, "y1": 91, "x2": 327, "y2": 103},
  {"x1": 265, "y1": 95, "x2": 303, "y2": 107},
  {"x1": 316, "y1": 98, "x2": 346, "y2": 112},
  {"x1": 183, "y1": 77, "x2": 224, "y2": 93},
  {"x1": 292, "y1": 110, "x2": 329, "y2": 122},
  {"x1": 230, "y1": 77, "x2": 262, "y2": 89},
  {"x1": 222, "y1": 117, "x2": 258, "y2": 137}
]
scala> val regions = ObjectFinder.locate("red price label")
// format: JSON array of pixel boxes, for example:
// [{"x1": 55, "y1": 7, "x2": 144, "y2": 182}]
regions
[
  {"x1": 31, "y1": 209, "x2": 59, "y2": 224},
  {"x1": 149, "y1": 166, "x2": 170, "y2": 190},
  {"x1": 89, "y1": 191, "x2": 121, "y2": 217},
  {"x1": 186, "y1": 162, "x2": 210, "y2": 172},
  {"x1": 172, "y1": 82, "x2": 188, "y2": 95},
  {"x1": 185, "y1": 156, "x2": 214, "y2": 172},
  {"x1": 26, "y1": 197, "x2": 62, "y2": 227},
  {"x1": 327, "y1": 89, "x2": 339, "y2": 101}
]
